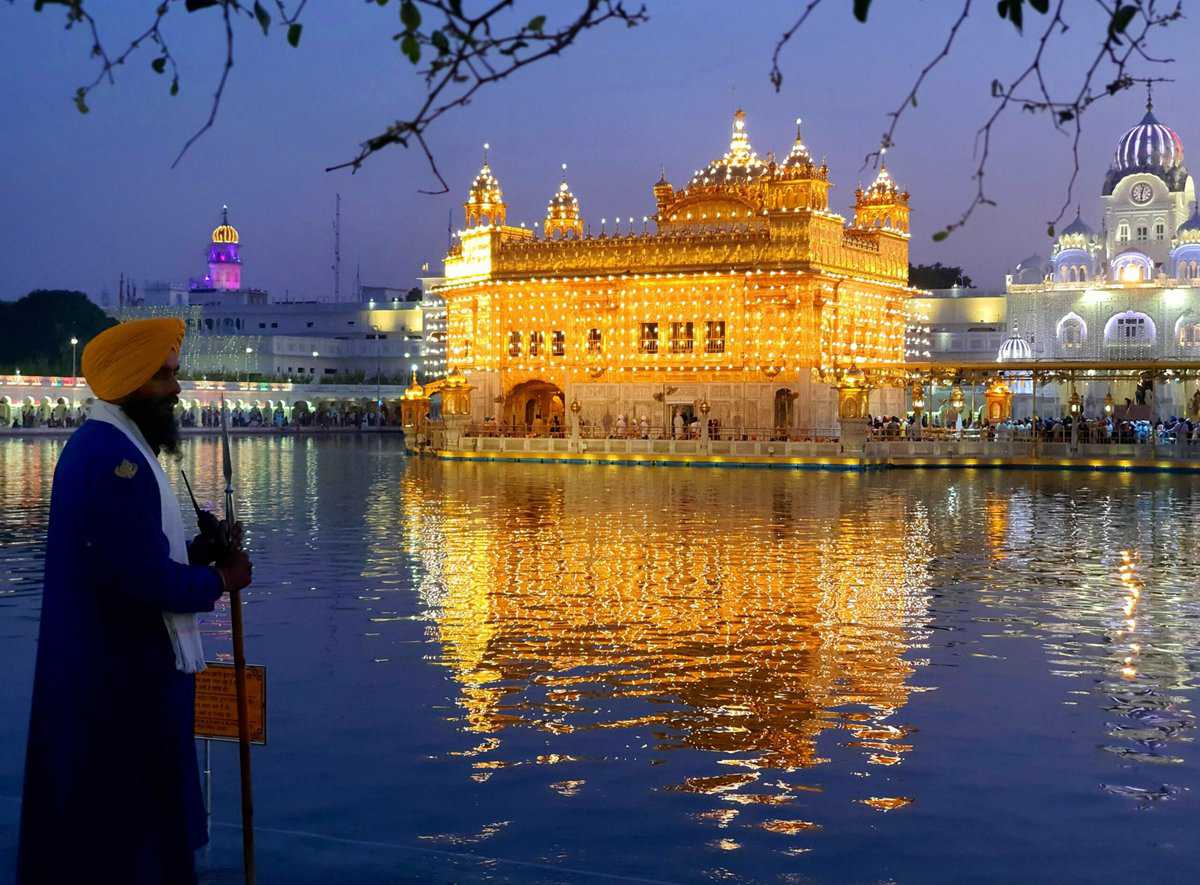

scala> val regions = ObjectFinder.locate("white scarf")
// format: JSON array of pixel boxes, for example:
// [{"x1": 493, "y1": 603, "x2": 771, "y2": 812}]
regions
[{"x1": 88, "y1": 400, "x2": 207, "y2": 673}]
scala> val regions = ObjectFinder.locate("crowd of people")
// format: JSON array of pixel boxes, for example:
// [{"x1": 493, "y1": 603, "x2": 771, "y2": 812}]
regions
[
  {"x1": 865, "y1": 412, "x2": 1200, "y2": 445},
  {"x1": 2, "y1": 401, "x2": 407, "y2": 432}
]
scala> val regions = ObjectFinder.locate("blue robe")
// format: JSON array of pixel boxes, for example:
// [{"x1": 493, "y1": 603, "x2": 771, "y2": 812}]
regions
[{"x1": 18, "y1": 419, "x2": 224, "y2": 885}]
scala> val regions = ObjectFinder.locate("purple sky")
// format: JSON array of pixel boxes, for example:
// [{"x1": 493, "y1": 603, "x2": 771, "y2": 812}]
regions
[{"x1": 2, "y1": 1, "x2": 1197, "y2": 299}]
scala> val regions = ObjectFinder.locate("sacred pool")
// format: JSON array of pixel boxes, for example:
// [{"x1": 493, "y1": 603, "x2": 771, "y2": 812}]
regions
[{"x1": 2, "y1": 435, "x2": 1199, "y2": 883}]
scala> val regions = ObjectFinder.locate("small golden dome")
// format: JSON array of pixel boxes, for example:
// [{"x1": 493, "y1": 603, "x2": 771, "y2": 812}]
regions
[
  {"x1": 212, "y1": 224, "x2": 239, "y2": 245},
  {"x1": 211, "y1": 204, "x2": 239, "y2": 244}
]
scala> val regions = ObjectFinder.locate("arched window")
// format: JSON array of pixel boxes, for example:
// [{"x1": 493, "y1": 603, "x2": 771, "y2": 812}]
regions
[
  {"x1": 1057, "y1": 312, "x2": 1087, "y2": 349},
  {"x1": 1111, "y1": 252, "x2": 1153, "y2": 283},
  {"x1": 1176, "y1": 314, "x2": 1200, "y2": 346},
  {"x1": 1068, "y1": 266, "x2": 1077, "y2": 282},
  {"x1": 1079, "y1": 266, "x2": 1089, "y2": 281},
  {"x1": 1118, "y1": 222, "x2": 1131, "y2": 243},
  {"x1": 1104, "y1": 310, "x2": 1156, "y2": 345}
]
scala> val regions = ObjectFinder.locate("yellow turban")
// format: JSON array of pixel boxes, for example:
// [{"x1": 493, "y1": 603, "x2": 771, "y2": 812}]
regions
[{"x1": 82, "y1": 318, "x2": 186, "y2": 402}]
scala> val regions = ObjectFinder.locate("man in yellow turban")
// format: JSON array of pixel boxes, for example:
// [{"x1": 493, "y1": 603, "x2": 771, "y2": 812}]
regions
[{"x1": 19, "y1": 318, "x2": 253, "y2": 884}]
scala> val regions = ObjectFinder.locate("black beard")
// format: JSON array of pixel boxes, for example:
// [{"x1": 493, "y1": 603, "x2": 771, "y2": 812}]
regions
[{"x1": 121, "y1": 396, "x2": 182, "y2": 458}]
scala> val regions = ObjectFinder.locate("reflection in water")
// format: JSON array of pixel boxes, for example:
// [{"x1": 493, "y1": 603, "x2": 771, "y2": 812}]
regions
[
  {"x1": 4, "y1": 437, "x2": 1200, "y2": 879},
  {"x1": 403, "y1": 461, "x2": 934, "y2": 795}
]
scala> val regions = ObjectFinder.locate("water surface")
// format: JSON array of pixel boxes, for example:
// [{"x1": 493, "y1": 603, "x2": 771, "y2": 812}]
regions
[{"x1": 1, "y1": 436, "x2": 1198, "y2": 883}]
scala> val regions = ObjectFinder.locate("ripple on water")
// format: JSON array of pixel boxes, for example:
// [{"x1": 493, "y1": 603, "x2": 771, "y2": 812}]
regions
[{"x1": 3, "y1": 438, "x2": 1200, "y2": 881}]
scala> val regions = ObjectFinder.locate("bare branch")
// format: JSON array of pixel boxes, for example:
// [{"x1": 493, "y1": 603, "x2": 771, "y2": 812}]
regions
[
  {"x1": 325, "y1": 1, "x2": 649, "y2": 181},
  {"x1": 773, "y1": 0, "x2": 1183, "y2": 240},
  {"x1": 171, "y1": 0, "x2": 236, "y2": 168}
]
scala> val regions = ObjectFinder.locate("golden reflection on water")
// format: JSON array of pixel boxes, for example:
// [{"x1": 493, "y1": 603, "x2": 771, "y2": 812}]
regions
[{"x1": 401, "y1": 460, "x2": 933, "y2": 779}]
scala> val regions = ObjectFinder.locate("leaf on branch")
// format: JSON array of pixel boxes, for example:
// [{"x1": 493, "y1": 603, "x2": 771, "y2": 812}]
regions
[
  {"x1": 73, "y1": 87, "x2": 89, "y2": 114},
  {"x1": 185, "y1": 0, "x2": 221, "y2": 12},
  {"x1": 1029, "y1": 0, "x2": 1049, "y2": 12},
  {"x1": 254, "y1": 1, "x2": 271, "y2": 36},
  {"x1": 431, "y1": 30, "x2": 450, "y2": 54},
  {"x1": 853, "y1": 0, "x2": 872, "y2": 23},
  {"x1": 151, "y1": 56, "x2": 167, "y2": 74},
  {"x1": 400, "y1": 0, "x2": 421, "y2": 31},
  {"x1": 932, "y1": 230, "x2": 949, "y2": 242},
  {"x1": 997, "y1": 0, "x2": 1023, "y2": 33},
  {"x1": 170, "y1": 76, "x2": 180, "y2": 96},
  {"x1": 401, "y1": 33, "x2": 421, "y2": 64},
  {"x1": 1046, "y1": 224, "x2": 1056, "y2": 238},
  {"x1": 287, "y1": 22, "x2": 303, "y2": 47},
  {"x1": 1109, "y1": 4, "x2": 1137, "y2": 39},
  {"x1": 528, "y1": 15, "x2": 547, "y2": 32}
]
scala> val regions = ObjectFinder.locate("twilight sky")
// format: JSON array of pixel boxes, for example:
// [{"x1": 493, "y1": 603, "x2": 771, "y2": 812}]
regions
[{"x1": 2, "y1": 1, "x2": 1197, "y2": 301}]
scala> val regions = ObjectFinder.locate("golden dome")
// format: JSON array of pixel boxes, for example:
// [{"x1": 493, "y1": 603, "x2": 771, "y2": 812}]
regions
[
  {"x1": 211, "y1": 204, "x2": 239, "y2": 244},
  {"x1": 782, "y1": 118, "x2": 812, "y2": 168},
  {"x1": 211, "y1": 224, "x2": 239, "y2": 245},
  {"x1": 465, "y1": 143, "x2": 506, "y2": 227},
  {"x1": 866, "y1": 164, "x2": 899, "y2": 197},
  {"x1": 688, "y1": 109, "x2": 768, "y2": 188},
  {"x1": 545, "y1": 164, "x2": 582, "y2": 238},
  {"x1": 468, "y1": 144, "x2": 503, "y2": 205}
]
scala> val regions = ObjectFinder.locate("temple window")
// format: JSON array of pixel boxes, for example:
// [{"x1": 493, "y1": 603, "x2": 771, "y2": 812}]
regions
[
  {"x1": 670, "y1": 321, "x2": 694, "y2": 354},
  {"x1": 1136, "y1": 225, "x2": 1149, "y2": 241},
  {"x1": 587, "y1": 328, "x2": 602, "y2": 353},
  {"x1": 552, "y1": 330, "x2": 565, "y2": 356},
  {"x1": 1179, "y1": 323, "x2": 1200, "y2": 346},
  {"x1": 640, "y1": 322, "x2": 659, "y2": 354},
  {"x1": 1118, "y1": 223, "x2": 1130, "y2": 242},
  {"x1": 1114, "y1": 315, "x2": 1149, "y2": 342},
  {"x1": 508, "y1": 330, "x2": 521, "y2": 357},
  {"x1": 529, "y1": 331, "x2": 543, "y2": 357},
  {"x1": 1156, "y1": 222, "x2": 1165, "y2": 239},
  {"x1": 705, "y1": 320, "x2": 726, "y2": 353}
]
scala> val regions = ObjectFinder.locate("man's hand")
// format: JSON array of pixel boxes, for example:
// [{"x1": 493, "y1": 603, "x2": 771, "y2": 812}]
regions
[
  {"x1": 215, "y1": 547, "x2": 253, "y2": 594},
  {"x1": 189, "y1": 518, "x2": 243, "y2": 565}
]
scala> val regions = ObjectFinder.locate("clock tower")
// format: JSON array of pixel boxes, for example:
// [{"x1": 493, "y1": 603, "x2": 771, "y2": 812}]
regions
[{"x1": 1101, "y1": 94, "x2": 1195, "y2": 276}]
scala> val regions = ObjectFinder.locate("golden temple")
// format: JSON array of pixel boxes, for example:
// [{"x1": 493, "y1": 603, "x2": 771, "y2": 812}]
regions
[{"x1": 435, "y1": 111, "x2": 917, "y2": 436}]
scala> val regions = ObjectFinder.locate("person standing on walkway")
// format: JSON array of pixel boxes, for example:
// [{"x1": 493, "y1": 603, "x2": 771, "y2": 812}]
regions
[{"x1": 18, "y1": 318, "x2": 253, "y2": 885}]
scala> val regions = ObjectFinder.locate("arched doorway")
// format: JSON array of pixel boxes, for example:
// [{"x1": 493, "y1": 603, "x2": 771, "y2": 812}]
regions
[
  {"x1": 503, "y1": 380, "x2": 564, "y2": 433},
  {"x1": 773, "y1": 388, "x2": 795, "y2": 434}
]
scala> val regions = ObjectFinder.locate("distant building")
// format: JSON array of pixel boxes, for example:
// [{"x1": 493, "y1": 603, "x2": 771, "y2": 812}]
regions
[
  {"x1": 1004, "y1": 97, "x2": 1200, "y2": 365},
  {"x1": 120, "y1": 206, "x2": 437, "y2": 382}
]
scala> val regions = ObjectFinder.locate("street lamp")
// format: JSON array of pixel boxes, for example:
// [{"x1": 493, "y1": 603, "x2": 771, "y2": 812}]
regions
[
  {"x1": 244, "y1": 346, "x2": 253, "y2": 383},
  {"x1": 69, "y1": 337, "x2": 79, "y2": 379}
]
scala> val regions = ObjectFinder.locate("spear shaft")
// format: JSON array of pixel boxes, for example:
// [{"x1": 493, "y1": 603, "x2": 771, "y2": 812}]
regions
[{"x1": 221, "y1": 395, "x2": 256, "y2": 885}]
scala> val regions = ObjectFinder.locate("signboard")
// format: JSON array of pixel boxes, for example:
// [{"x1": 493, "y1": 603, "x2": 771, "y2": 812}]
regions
[{"x1": 195, "y1": 662, "x2": 267, "y2": 745}]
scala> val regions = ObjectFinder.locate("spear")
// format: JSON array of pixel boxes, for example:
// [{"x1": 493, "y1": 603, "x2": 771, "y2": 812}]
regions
[{"x1": 221, "y1": 395, "x2": 256, "y2": 885}]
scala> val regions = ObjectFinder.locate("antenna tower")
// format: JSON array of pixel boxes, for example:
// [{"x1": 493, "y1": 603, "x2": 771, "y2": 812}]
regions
[{"x1": 332, "y1": 193, "x2": 342, "y2": 302}]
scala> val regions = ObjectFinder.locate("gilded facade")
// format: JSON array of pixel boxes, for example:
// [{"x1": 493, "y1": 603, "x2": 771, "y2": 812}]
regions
[{"x1": 436, "y1": 112, "x2": 916, "y2": 434}]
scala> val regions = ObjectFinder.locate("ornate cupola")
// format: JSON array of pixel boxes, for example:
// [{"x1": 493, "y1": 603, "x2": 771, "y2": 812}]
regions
[
  {"x1": 207, "y1": 204, "x2": 242, "y2": 291},
  {"x1": 687, "y1": 109, "x2": 768, "y2": 189},
  {"x1": 1104, "y1": 92, "x2": 1188, "y2": 195},
  {"x1": 767, "y1": 117, "x2": 830, "y2": 212},
  {"x1": 781, "y1": 118, "x2": 814, "y2": 171},
  {"x1": 464, "y1": 143, "x2": 506, "y2": 228},
  {"x1": 853, "y1": 160, "x2": 910, "y2": 234},
  {"x1": 544, "y1": 164, "x2": 583, "y2": 239},
  {"x1": 1052, "y1": 208, "x2": 1101, "y2": 283}
]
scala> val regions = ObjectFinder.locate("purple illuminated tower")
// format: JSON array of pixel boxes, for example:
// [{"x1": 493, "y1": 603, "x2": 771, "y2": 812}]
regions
[{"x1": 192, "y1": 204, "x2": 243, "y2": 291}]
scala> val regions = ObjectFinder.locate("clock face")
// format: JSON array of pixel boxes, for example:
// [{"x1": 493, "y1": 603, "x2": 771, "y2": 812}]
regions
[{"x1": 1130, "y1": 182, "x2": 1154, "y2": 205}]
